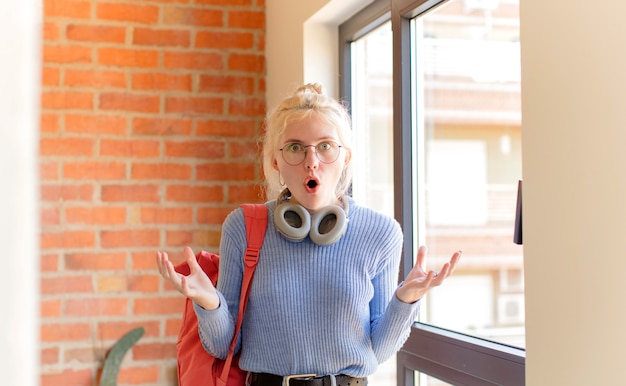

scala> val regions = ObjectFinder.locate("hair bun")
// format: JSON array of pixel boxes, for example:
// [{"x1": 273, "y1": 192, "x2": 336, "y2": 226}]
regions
[{"x1": 294, "y1": 82, "x2": 325, "y2": 96}]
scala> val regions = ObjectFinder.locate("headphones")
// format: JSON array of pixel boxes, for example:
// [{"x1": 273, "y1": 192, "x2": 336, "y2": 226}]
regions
[{"x1": 273, "y1": 189, "x2": 348, "y2": 246}]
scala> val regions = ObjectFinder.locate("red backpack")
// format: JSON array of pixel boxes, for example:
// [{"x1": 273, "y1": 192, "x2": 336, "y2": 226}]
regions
[{"x1": 174, "y1": 204, "x2": 267, "y2": 386}]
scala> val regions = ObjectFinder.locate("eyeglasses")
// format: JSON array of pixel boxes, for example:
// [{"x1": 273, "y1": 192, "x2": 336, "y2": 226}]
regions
[{"x1": 279, "y1": 141, "x2": 342, "y2": 166}]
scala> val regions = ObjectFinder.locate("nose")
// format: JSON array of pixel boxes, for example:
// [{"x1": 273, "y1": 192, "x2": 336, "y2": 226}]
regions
[{"x1": 304, "y1": 147, "x2": 319, "y2": 169}]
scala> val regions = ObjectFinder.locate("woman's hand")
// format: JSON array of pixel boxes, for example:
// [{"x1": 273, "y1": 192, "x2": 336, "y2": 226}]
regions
[
  {"x1": 396, "y1": 245, "x2": 461, "y2": 304},
  {"x1": 156, "y1": 246, "x2": 220, "y2": 310}
]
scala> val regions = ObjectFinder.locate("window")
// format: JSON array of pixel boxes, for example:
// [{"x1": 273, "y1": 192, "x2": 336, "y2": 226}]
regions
[{"x1": 340, "y1": 0, "x2": 525, "y2": 385}]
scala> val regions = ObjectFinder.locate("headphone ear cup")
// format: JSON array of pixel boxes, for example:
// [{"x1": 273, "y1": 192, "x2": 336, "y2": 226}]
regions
[
  {"x1": 309, "y1": 205, "x2": 347, "y2": 246},
  {"x1": 274, "y1": 202, "x2": 311, "y2": 242}
]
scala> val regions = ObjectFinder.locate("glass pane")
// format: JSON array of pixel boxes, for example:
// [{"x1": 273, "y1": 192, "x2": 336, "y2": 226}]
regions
[
  {"x1": 416, "y1": 372, "x2": 453, "y2": 386},
  {"x1": 350, "y1": 21, "x2": 396, "y2": 385},
  {"x1": 350, "y1": 21, "x2": 394, "y2": 218},
  {"x1": 412, "y1": 0, "x2": 524, "y2": 347}
]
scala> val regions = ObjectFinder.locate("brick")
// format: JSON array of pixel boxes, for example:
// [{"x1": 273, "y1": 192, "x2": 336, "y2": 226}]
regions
[
  {"x1": 41, "y1": 369, "x2": 93, "y2": 386},
  {"x1": 140, "y1": 207, "x2": 192, "y2": 224},
  {"x1": 198, "y1": 74, "x2": 255, "y2": 94},
  {"x1": 65, "y1": 297, "x2": 128, "y2": 317},
  {"x1": 41, "y1": 347, "x2": 60, "y2": 365},
  {"x1": 96, "y1": 3, "x2": 159, "y2": 24},
  {"x1": 40, "y1": 230, "x2": 96, "y2": 249},
  {"x1": 65, "y1": 114, "x2": 128, "y2": 135},
  {"x1": 41, "y1": 91, "x2": 93, "y2": 110},
  {"x1": 41, "y1": 275, "x2": 94, "y2": 294},
  {"x1": 64, "y1": 347, "x2": 97, "y2": 364},
  {"x1": 231, "y1": 140, "x2": 262, "y2": 159},
  {"x1": 40, "y1": 184, "x2": 94, "y2": 202},
  {"x1": 131, "y1": 72, "x2": 191, "y2": 92},
  {"x1": 97, "y1": 275, "x2": 127, "y2": 293},
  {"x1": 101, "y1": 184, "x2": 160, "y2": 202},
  {"x1": 134, "y1": 296, "x2": 183, "y2": 315},
  {"x1": 128, "y1": 274, "x2": 160, "y2": 292},
  {"x1": 165, "y1": 318, "x2": 182, "y2": 337},
  {"x1": 165, "y1": 230, "x2": 194, "y2": 246},
  {"x1": 98, "y1": 47, "x2": 159, "y2": 68},
  {"x1": 41, "y1": 322, "x2": 92, "y2": 342},
  {"x1": 196, "y1": 31, "x2": 254, "y2": 50},
  {"x1": 229, "y1": 96, "x2": 266, "y2": 116},
  {"x1": 163, "y1": 51, "x2": 222, "y2": 70},
  {"x1": 133, "y1": 342, "x2": 176, "y2": 360},
  {"x1": 41, "y1": 207, "x2": 60, "y2": 226},
  {"x1": 100, "y1": 139, "x2": 160, "y2": 158},
  {"x1": 117, "y1": 365, "x2": 160, "y2": 384},
  {"x1": 41, "y1": 253, "x2": 60, "y2": 272},
  {"x1": 63, "y1": 161, "x2": 127, "y2": 180},
  {"x1": 40, "y1": 113, "x2": 60, "y2": 134},
  {"x1": 196, "y1": 0, "x2": 252, "y2": 5},
  {"x1": 165, "y1": 96, "x2": 223, "y2": 115},
  {"x1": 43, "y1": 22, "x2": 60, "y2": 41},
  {"x1": 228, "y1": 53, "x2": 265, "y2": 73},
  {"x1": 40, "y1": 137, "x2": 94, "y2": 157},
  {"x1": 64, "y1": 69, "x2": 127, "y2": 88},
  {"x1": 65, "y1": 206, "x2": 127, "y2": 226},
  {"x1": 41, "y1": 299, "x2": 62, "y2": 318},
  {"x1": 40, "y1": 161, "x2": 59, "y2": 181},
  {"x1": 197, "y1": 162, "x2": 255, "y2": 181},
  {"x1": 131, "y1": 163, "x2": 192, "y2": 180},
  {"x1": 66, "y1": 24, "x2": 126, "y2": 43},
  {"x1": 165, "y1": 185, "x2": 223, "y2": 203},
  {"x1": 197, "y1": 206, "x2": 232, "y2": 225},
  {"x1": 132, "y1": 117, "x2": 192, "y2": 136},
  {"x1": 43, "y1": 45, "x2": 92, "y2": 64},
  {"x1": 100, "y1": 92, "x2": 160, "y2": 113},
  {"x1": 65, "y1": 251, "x2": 127, "y2": 270},
  {"x1": 132, "y1": 250, "x2": 166, "y2": 270},
  {"x1": 97, "y1": 321, "x2": 159, "y2": 341},
  {"x1": 133, "y1": 27, "x2": 190, "y2": 47},
  {"x1": 165, "y1": 140, "x2": 225, "y2": 159},
  {"x1": 44, "y1": 0, "x2": 91, "y2": 19},
  {"x1": 100, "y1": 229, "x2": 160, "y2": 248},
  {"x1": 42, "y1": 66, "x2": 60, "y2": 86},
  {"x1": 162, "y1": 7, "x2": 223, "y2": 27},
  {"x1": 229, "y1": 183, "x2": 264, "y2": 203},
  {"x1": 196, "y1": 119, "x2": 256, "y2": 137},
  {"x1": 228, "y1": 10, "x2": 265, "y2": 29}
]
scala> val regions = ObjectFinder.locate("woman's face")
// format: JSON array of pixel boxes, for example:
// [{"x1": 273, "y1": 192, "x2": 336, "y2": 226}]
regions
[{"x1": 273, "y1": 114, "x2": 350, "y2": 212}]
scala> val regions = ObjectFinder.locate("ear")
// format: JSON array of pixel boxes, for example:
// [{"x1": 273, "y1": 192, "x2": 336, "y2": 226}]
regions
[
  {"x1": 343, "y1": 148, "x2": 352, "y2": 165},
  {"x1": 272, "y1": 157, "x2": 279, "y2": 171}
]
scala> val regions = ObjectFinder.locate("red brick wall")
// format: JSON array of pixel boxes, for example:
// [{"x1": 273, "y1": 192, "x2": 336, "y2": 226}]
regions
[{"x1": 40, "y1": 0, "x2": 266, "y2": 384}]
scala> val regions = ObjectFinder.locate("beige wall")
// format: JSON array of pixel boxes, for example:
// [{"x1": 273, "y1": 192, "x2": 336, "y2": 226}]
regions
[
  {"x1": 269, "y1": 0, "x2": 626, "y2": 384},
  {"x1": 521, "y1": 0, "x2": 626, "y2": 384}
]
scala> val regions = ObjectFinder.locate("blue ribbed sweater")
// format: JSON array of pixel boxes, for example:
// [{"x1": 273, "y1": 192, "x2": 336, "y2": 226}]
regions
[{"x1": 193, "y1": 197, "x2": 420, "y2": 377}]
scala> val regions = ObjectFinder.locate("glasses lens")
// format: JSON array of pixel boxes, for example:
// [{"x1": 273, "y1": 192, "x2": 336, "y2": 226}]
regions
[
  {"x1": 316, "y1": 141, "x2": 340, "y2": 163},
  {"x1": 280, "y1": 142, "x2": 341, "y2": 165}
]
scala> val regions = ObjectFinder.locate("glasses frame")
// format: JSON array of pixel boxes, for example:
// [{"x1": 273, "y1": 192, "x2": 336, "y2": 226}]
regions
[{"x1": 278, "y1": 141, "x2": 343, "y2": 166}]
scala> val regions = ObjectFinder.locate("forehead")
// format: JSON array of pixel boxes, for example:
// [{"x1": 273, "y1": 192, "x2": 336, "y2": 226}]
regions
[{"x1": 281, "y1": 114, "x2": 339, "y2": 143}]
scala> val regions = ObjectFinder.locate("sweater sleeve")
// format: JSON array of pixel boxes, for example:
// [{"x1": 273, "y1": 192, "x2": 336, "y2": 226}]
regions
[
  {"x1": 367, "y1": 218, "x2": 421, "y2": 363},
  {"x1": 193, "y1": 208, "x2": 247, "y2": 359}
]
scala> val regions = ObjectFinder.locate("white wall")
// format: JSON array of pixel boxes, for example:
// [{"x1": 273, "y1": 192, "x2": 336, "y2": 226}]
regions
[
  {"x1": 0, "y1": 0, "x2": 41, "y2": 385},
  {"x1": 269, "y1": 0, "x2": 626, "y2": 384},
  {"x1": 520, "y1": 1, "x2": 626, "y2": 384}
]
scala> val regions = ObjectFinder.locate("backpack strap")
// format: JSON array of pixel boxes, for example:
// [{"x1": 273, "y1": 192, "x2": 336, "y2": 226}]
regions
[{"x1": 218, "y1": 204, "x2": 268, "y2": 385}]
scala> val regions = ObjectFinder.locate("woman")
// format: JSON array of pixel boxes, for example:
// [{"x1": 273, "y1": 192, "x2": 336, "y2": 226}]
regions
[{"x1": 157, "y1": 83, "x2": 461, "y2": 386}]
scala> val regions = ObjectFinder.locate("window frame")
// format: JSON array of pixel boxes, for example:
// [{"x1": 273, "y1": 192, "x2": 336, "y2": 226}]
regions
[{"x1": 339, "y1": 1, "x2": 526, "y2": 385}]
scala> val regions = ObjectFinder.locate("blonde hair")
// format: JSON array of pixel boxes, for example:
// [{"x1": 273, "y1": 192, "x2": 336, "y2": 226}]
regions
[{"x1": 262, "y1": 83, "x2": 354, "y2": 200}]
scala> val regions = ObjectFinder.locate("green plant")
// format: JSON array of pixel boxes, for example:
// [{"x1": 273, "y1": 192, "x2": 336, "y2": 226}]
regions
[{"x1": 99, "y1": 326, "x2": 145, "y2": 386}]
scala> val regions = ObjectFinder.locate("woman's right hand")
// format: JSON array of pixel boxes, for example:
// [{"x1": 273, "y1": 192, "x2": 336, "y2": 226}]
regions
[{"x1": 156, "y1": 246, "x2": 220, "y2": 310}]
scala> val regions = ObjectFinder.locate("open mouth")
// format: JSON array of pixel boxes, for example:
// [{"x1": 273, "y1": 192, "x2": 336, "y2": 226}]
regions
[{"x1": 305, "y1": 177, "x2": 319, "y2": 192}]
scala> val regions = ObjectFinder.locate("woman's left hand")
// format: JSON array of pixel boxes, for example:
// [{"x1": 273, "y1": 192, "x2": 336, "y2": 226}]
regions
[{"x1": 395, "y1": 245, "x2": 461, "y2": 304}]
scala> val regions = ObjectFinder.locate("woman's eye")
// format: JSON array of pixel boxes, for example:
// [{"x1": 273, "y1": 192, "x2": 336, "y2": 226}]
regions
[
  {"x1": 286, "y1": 143, "x2": 303, "y2": 152},
  {"x1": 318, "y1": 142, "x2": 332, "y2": 151}
]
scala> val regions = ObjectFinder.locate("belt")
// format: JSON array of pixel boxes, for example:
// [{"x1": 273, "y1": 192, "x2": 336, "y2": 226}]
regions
[{"x1": 250, "y1": 372, "x2": 367, "y2": 386}]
